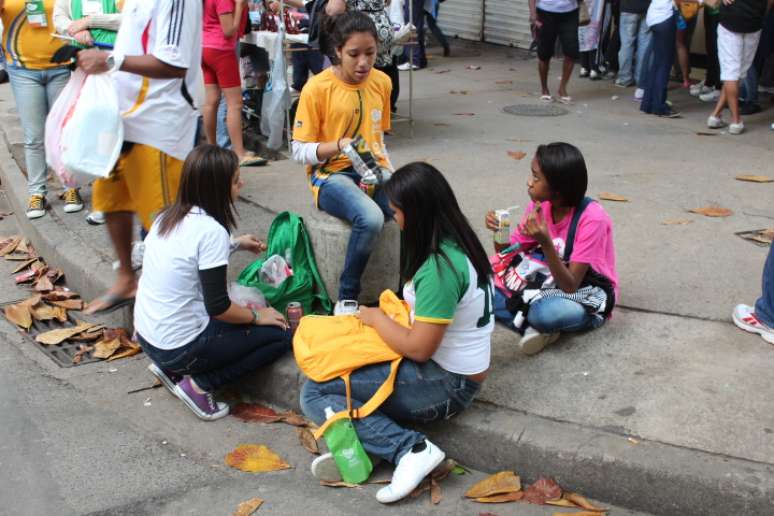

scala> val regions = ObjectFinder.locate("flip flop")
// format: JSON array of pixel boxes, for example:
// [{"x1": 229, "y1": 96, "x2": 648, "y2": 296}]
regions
[
  {"x1": 558, "y1": 96, "x2": 573, "y2": 105},
  {"x1": 84, "y1": 292, "x2": 135, "y2": 315},
  {"x1": 540, "y1": 94, "x2": 553, "y2": 102},
  {"x1": 239, "y1": 155, "x2": 269, "y2": 167}
]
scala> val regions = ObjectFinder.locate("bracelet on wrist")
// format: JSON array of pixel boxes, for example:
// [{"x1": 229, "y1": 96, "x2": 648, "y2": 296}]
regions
[
  {"x1": 251, "y1": 308, "x2": 259, "y2": 325},
  {"x1": 337, "y1": 139, "x2": 342, "y2": 152}
]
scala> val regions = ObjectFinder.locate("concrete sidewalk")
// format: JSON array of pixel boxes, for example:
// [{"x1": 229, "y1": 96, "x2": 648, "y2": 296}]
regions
[{"x1": 1, "y1": 40, "x2": 773, "y2": 515}]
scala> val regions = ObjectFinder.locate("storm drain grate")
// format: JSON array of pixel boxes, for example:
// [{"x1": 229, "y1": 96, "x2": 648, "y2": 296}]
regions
[
  {"x1": 502, "y1": 104, "x2": 569, "y2": 117},
  {"x1": 26, "y1": 314, "x2": 105, "y2": 368}
]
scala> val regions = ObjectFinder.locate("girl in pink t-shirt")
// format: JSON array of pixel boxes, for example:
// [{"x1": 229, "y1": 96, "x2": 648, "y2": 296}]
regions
[{"x1": 485, "y1": 142, "x2": 618, "y2": 355}]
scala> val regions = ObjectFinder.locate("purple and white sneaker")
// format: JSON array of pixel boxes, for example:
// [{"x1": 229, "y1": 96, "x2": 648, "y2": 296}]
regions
[
  {"x1": 174, "y1": 377, "x2": 230, "y2": 421},
  {"x1": 148, "y1": 363, "x2": 182, "y2": 398}
]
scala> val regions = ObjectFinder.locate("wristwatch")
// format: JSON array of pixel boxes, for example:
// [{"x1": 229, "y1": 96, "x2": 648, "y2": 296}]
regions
[
  {"x1": 105, "y1": 52, "x2": 124, "y2": 73},
  {"x1": 251, "y1": 308, "x2": 260, "y2": 325}
]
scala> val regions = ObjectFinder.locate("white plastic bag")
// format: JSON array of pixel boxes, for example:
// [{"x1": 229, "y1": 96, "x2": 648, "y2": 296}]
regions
[
  {"x1": 45, "y1": 69, "x2": 88, "y2": 188},
  {"x1": 260, "y1": 26, "x2": 290, "y2": 150},
  {"x1": 259, "y1": 254, "x2": 293, "y2": 288},
  {"x1": 61, "y1": 72, "x2": 124, "y2": 184},
  {"x1": 228, "y1": 282, "x2": 267, "y2": 310},
  {"x1": 388, "y1": 0, "x2": 405, "y2": 26}
]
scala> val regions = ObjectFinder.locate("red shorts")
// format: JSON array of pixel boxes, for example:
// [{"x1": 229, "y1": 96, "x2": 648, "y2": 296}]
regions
[{"x1": 202, "y1": 47, "x2": 241, "y2": 89}]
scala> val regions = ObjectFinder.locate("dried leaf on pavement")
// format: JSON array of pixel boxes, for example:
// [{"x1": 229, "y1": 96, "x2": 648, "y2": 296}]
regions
[
  {"x1": 20, "y1": 294, "x2": 42, "y2": 307},
  {"x1": 12, "y1": 258, "x2": 38, "y2": 274},
  {"x1": 546, "y1": 498, "x2": 576, "y2": 507},
  {"x1": 433, "y1": 68, "x2": 451, "y2": 74},
  {"x1": 661, "y1": 219, "x2": 692, "y2": 226},
  {"x1": 50, "y1": 299, "x2": 84, "y2": 310},
  {"x1": 507, "y1": 151, "x2": 527, "y2": 160},
  {"x1": 474, "y1": 492, "x2": 524, "y2": 503},
  {"x1": 279, "y1": 410, "x2": 310, "y2": 427},
  {"x1": 431, "y1": 459, "x2": 458, "y2": 481},
  {"x1": 233, "y1": 497, "x2": 264, "y2": 516},
  {"x1": 107, "y1": 339, "x2": 142, "y2": 361},
  {"x1": 43, "y1": 289, "x2": 80, "y2": 300},
  {"x1": 319, "y1": 480, "x2": 361, "y2": 488},
  {"x1": 735, "y1": 174, "x2": 773, "y2": 183},
  {"x1": 5, "y1": 253, "x2": 32, "y2": 261},
  {"x1": 225, "y1": 444, "x2": 291, "y2": 473},
  {"x1": 524, "y1": 477, "x2": 562, "y2": 505},
  {"x1": 689, "y1": 206, "x2": 733, "y2": 218},
  {"x1": 410, "y1": 478, "x2": 432, "y2": 498},
  {"x1": 564, "y1": 492, "x2": 607, "y2": 511},
  {"x1": 70, "y1": 328, "x2": 103, "y2": 341},
  {"x1": 35, "y1": 321, "x2": 96, "y2": 345},
  {"x1": 33, "y1": 275, "x2": 54, "y2": 292},
  {"x1": 4, "y1": 303, "x2": 32, "y2": 330},
  {"x1": 72, "y1": 344, "x2": 94, "y2": 364},
  {"x1": 430, "y1": 478, "x2": 442, "y2": 505},
  {"x1": 552, "y1": 512, "x2": 607, "y2": 516},
  {"x1": 598, "y1": 192, "x2": 629, "y2": 202},
  {"x1": 465, "y1": 471, "x2": 522, "y2": 498},
  {"x1": 297, "y1": 427, "x2": 319, "y2": 455},
  {"x1": 231, "y1": 403, "x2": 282, "y2": 423},
  {"x1": 31, "y1": 303, "x2": 67, "y2": 322},
  {"x1": 0, "y1": 236, "x2": 22, "y2": 257},
  {"x1": 93, "y1": 338, "x2": 121, "y2": 359}
]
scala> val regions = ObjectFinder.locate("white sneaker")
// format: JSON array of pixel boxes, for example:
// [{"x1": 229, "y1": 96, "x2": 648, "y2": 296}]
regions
[
  {"x1": 589, "y1": 69, "x2": 600, "y2": 80},
  {"x1": 111, "y1": 240, "x2": 145, "y2": 271},
  {"x1": 732, "y1": 304, "x2": 774, "y2": 344},
  {"x1": 728, "y1": 121, "x2": 745, "y2": 135},
  {"x1": 634, "y1": 88, "x2": 644, "y2": 100},
  {"x1": 397, "y1": 62, "x2": 418, "y2": 71},
  {"x1": 376, "y1": 440, "x2": 445, "y2": 504},
  {"x1": 689, "y1": 81, "x2": 705, "y2": 96},
  {"x1": 519, "y1": 327, "x2": 560, "y2": 356},
  {"x1": 707, "y1": 115, "x2": 726, "y2": 129},
  {"x1": 85, "y1": 211, "x2": 106, "y2": 225},
  {"x1": 579, "y1": 67, "x2": 589, "y2": 78},
  {"x1": 333, "y1": 299, "x2": 359, "y2": 316},
  {"x1": 699, "y1": 89, "x2": 721, "y2": 102}
]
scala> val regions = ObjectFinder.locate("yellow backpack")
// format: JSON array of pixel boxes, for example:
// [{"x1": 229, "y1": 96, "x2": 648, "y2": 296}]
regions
[{"x1": 293, "y1": 290, "x2": 409, "y2": 439}]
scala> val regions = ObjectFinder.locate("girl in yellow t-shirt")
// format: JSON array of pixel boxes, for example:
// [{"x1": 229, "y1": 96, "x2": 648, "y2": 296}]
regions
[
  {"x1": 2, "y1": 0, "x2": 70, "y2": 219},
  {"x1": 291, "y1": 11, "x2": 393, "y2": 312}
]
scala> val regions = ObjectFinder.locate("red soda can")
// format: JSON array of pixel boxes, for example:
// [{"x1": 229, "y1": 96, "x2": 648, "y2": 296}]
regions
[{"x1": 286, "y1": 302, "x2": 304, "y2": 334}]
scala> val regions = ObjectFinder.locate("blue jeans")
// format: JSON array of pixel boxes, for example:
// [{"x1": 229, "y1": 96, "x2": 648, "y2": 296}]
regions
[
  {"x1": 404, "y1": 0, "x2": 427, "y2": 66},
  {"x1": 300, "y1": 359, "x2": 481, "y2": 464},
  {"x1": 138, "y1": 318, "x2": 292, "y2": 392},
  {"x1": 216, "y1": 94, "x2": 230, "y2": 148},
  {"x1": 6, "y1": 64, "x2": 70, "y2": 196},
  {"x1": 291, "y1": 43, "x2": 325, "y2": 91},
  {"x1": 317, "y1": 171, "x2": 393, "y2": 300},
  {"x1": 640, "y1": 13, "x2": 676, "y2": 115},
  {"x1": 755, "y1": 244, "x2": 774, "y2": 327},
  {"x1": 618, "y1": 12, "x2": 652, "y2": 86},
  {"x1": 493, "y1": 288, "x2": 604, "y2": 333}
]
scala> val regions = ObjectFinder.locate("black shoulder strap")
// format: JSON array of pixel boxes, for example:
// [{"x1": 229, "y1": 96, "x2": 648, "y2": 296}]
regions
[{"x1": 563, "y1": 196, "x2": 593, "y2": 262}]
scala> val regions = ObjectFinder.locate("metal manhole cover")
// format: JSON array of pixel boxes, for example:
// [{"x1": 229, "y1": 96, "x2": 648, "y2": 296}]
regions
[{"x1": 503, "y1": 104, "x2": 569, "y2": 117}]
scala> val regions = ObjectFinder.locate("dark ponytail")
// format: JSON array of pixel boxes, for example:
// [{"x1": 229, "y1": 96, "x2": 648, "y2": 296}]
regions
[{"x1": 319, "y1": 10, "x2": 378, "y2": 64}]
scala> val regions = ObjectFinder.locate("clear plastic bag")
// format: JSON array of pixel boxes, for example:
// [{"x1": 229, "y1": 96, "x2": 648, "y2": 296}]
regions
[
  {"x1": 259, "y1": 254, "x2": 293, "y2": 288},
  {"x1": 228, "y1": 282, "x2": 267, "y2": 310},
  {"x1": 60, "y1": 72, "x2": 124, "y2": 185},
  {"x1": 45, "y1": 69, "x2": 88, "y2": 188},
  {"x1": 260, "y1": 26, "x2": 290, "y2": 150}
]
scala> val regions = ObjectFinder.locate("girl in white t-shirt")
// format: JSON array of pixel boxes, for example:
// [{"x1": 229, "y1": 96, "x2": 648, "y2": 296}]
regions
[
  {"x1": 300, "y1": 162, "x2": 494, "y2": 504},
  {"x1": 134, "y1": 145, "x2": 291, "y2": 421}
]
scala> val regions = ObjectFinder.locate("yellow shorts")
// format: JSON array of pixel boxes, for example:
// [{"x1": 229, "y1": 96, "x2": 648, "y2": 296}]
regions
[{"x1": 92, "y1": 143, "x2": 183, "y2": 230}]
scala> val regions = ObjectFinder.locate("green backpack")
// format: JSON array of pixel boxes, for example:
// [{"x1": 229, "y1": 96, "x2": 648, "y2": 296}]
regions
[{"x1": 237, "y1": 211, "x2": 333, "y2": 316}]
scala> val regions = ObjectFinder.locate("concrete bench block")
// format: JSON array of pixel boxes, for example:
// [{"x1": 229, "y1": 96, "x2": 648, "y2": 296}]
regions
[{"x1": 305, "y1": 210, "x2": 400, "y2": 304}]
